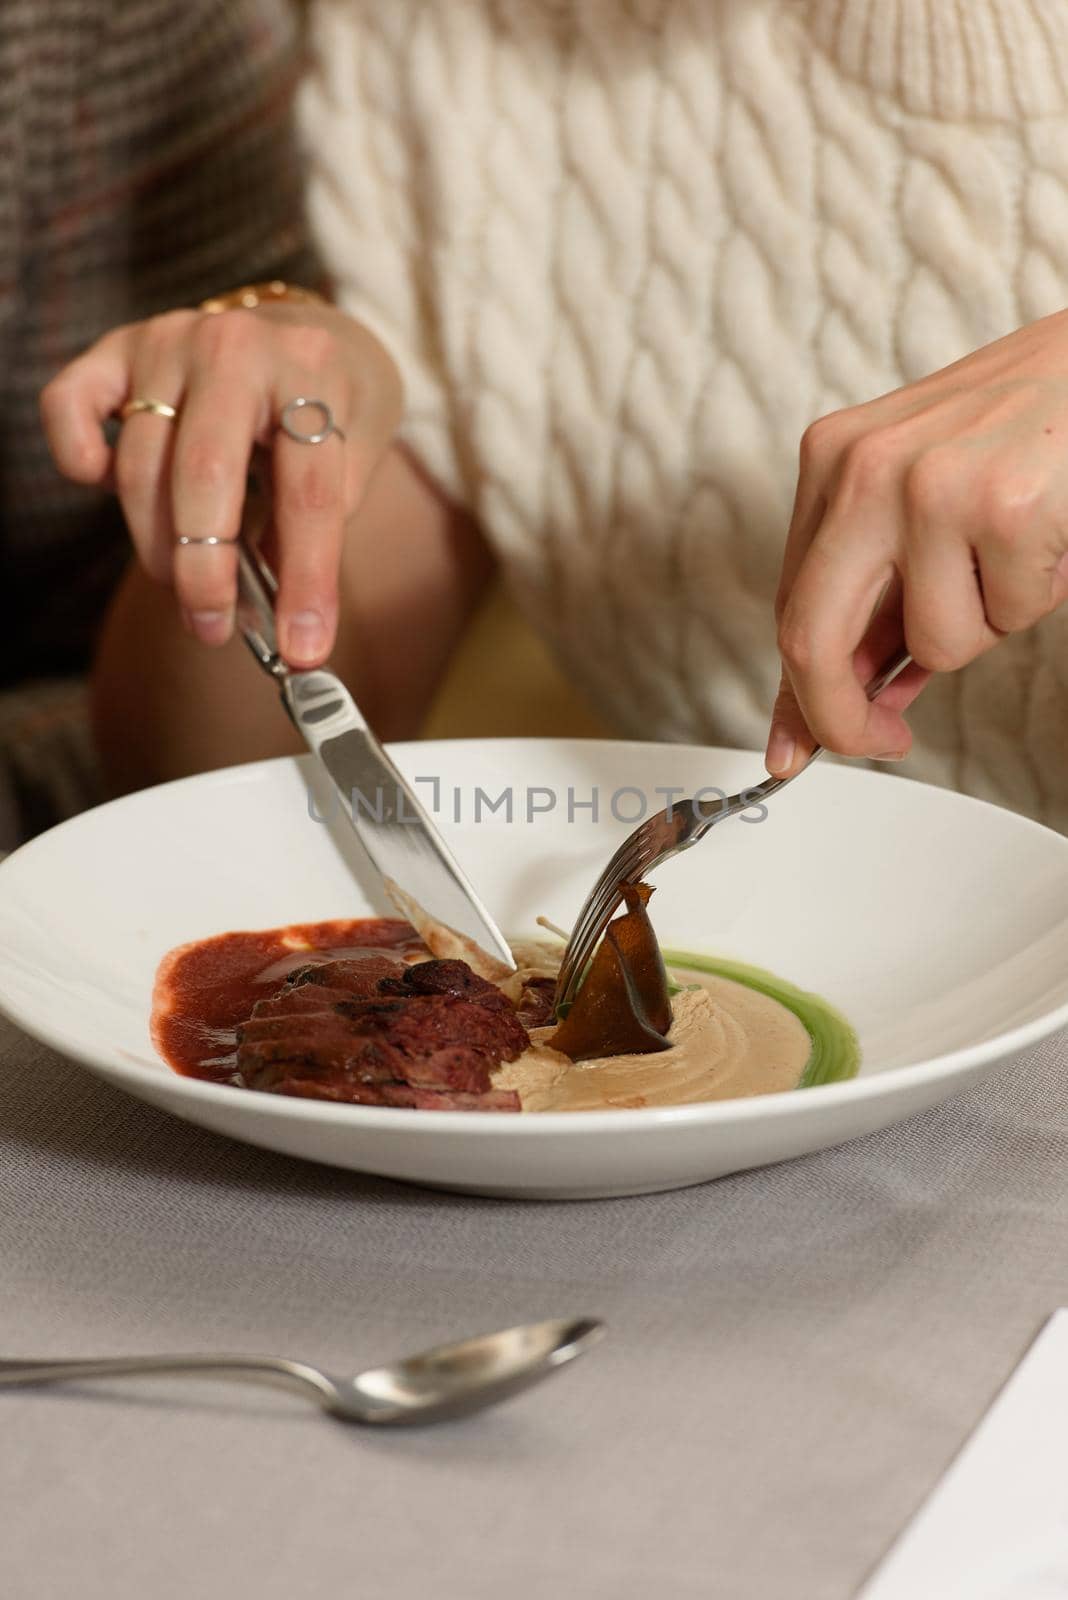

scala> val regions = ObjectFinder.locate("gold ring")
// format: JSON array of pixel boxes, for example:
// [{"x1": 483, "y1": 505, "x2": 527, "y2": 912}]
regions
[{"x1": 120, "y1": 398, "x2": 179, "y2": 422}]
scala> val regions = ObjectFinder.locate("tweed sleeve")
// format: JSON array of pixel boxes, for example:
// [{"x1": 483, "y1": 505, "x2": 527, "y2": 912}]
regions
[{"x1": 0, "y1": 0, "x2": 321, "y2": 681}]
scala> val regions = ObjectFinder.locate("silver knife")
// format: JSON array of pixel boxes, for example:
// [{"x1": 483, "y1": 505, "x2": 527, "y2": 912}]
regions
[{"x1": 234, "y1": 492, "x2": 516, "y2": 971}]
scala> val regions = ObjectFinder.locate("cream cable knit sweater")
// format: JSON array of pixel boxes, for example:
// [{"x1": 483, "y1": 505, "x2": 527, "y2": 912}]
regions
[{"x1": 301, "y1": 0, "x2": 1068, "y2": 830}]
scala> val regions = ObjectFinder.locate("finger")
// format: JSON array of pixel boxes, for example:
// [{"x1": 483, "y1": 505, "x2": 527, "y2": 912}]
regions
[
  {"x1": 270, "y1": 392, "x2": 349, "y2": 666},
  {"x1": 169, "y1": 330, "x2": 266, "y2": 645},
  {"x1": 39, "y1": 325, "x2": 136, "y2": 487},
  {"x1": 776, "y1": 413, "x2": 853, "y2": 621},
  {"x1": 975, "y1": 507, "x2": 1068, "y2": 635},
  {"x1": 775, "y1": 500, "x2": 906, "y2": 762},
  {"x1": 765, "y1": 416, "x2": 849, "y2": 775},
  {"x1": 778, "y1": 488, "x2": 828, "y2": 631},
  {"x1": 777, "y1": 394, "x2": 959, "y2": 618},
  {"x1": 765, "y1": 671, "x2": 815, "y2": 776},
  {"x1": 902, "y1": 528, "x2": 999, "y2": 672},
  {"x1": 766, "y1": 616, "x2": 931, "y2": 779},
  {"x1": 169, "y1": 542, "x2": 239, "y2": 646},
  {"x1": 766, "y1": 473, "x2": 828, "y2": 775},
  {"x1": 851, "y1": 575, "x2": 931, "y2": 715},
  {"x1": 766, "y1": 418, "x2": 841, "y2": 775},
  {"x1": 765, "y1": 610, "x2": 927, "y2": 777},
  {"x1": 113, "y1": 315, "x2": 196, "y2": 582}
]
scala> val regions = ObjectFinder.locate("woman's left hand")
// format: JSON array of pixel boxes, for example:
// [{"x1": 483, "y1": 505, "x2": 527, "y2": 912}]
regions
[
  {"x1": 40, "y1": 297, "x2": 402, "y2": 664},
  {"x1": 765, "y1": 309, "x2": 1068, "y2": 777}
]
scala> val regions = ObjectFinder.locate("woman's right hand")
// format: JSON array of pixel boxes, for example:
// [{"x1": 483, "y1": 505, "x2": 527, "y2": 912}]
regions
[
  {"x1": 40, "y1": 299, "x2": 403, "y2": 665},
  {"x1": 765, "y1": 309, "x2": 1068, "y2": 777}
]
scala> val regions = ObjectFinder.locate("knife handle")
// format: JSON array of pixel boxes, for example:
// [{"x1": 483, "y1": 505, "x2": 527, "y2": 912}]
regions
[
  {"x1": 234, "y1": 479, "x2": 289, "y2": 682},
  {"x1": 236, "y1": 543, "x2": 288, "y2": 680}
]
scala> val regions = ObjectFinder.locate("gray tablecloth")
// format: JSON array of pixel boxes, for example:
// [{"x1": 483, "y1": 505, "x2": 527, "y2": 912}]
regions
[{"x1": 3, "y1": 1015, "x2": 1068, "y2": 1600}]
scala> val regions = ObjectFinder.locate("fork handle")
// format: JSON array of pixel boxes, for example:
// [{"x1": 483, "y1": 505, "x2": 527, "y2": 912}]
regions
[
  {"x1": 0, "y1": 1354, "x2": 337, "y2": 1406},
  {"x1": 697, "y1": 646, "x2": 916, "y2": 818},
  {"x1": 857, "y1": 645, "x2": 914, "y2": 706}
]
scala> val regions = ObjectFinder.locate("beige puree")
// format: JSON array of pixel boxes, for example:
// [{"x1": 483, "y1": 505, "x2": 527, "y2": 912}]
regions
[{"x1": 495, "y1": 971, "x2": 811, "y2": 1113}]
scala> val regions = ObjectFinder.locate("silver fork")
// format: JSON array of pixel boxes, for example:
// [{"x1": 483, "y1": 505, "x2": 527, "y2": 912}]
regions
[{"x1": 553, "y1": 648, "x2": 914, "y2": 1013}]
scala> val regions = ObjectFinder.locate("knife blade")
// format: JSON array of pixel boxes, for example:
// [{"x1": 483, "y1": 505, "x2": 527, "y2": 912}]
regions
[{"x1": 233, "y1": 496, "x2": 516, "y2": 971}]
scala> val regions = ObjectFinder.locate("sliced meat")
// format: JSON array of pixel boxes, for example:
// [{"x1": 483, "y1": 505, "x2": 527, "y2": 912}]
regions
[
  {"x1": 234, "y1": 965, "x2": 530, "y2": 1110},
  {"x1": 288, "y1": 955, "x2": 407, "y2": 995},
  {"x1": 377, "y1": 960, "x2": 524, "y2": 1031},
  {"x1": 378, "y1": 959, "x2": 501, "y2": 1000},
  {"x1": 233, "y1": 954, "x2": 531, "y2": 1112},
  {"x1": 245, "y1": 984, "x2": 364, "y2": 1019},
  {"x1": 342, "y1": 994, "x2": 529, "y2": 1074}
]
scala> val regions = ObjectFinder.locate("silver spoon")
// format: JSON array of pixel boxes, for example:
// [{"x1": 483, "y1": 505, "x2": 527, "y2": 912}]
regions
[{"x1": 0, "y1": 1316, "x2": 604, "y2": 1426}]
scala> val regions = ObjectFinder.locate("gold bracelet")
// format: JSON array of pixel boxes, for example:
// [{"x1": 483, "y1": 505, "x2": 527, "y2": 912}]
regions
[{"x1": 199, "y1": 280, "x2": 328, "y2": 315}]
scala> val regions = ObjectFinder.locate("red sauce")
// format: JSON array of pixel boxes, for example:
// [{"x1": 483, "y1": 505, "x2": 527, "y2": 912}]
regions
[{"x1": 152, "y1": 918, "x2": 428, "y2": 1085}]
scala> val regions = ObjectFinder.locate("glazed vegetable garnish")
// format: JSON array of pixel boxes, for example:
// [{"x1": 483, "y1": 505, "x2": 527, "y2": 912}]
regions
[{"x1": 547, "y1": 882, "x2": 672, "y2": 1061}]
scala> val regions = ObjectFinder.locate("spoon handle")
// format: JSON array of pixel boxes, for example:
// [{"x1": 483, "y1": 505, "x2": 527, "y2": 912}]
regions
[{"x1": 0, "y1": 1354, "x2": 337, "y2": 1407}]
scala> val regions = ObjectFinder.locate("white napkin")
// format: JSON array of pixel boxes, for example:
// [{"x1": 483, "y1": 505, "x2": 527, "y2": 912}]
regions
[{"x1": 858, "y1": 1310, "x2": 1068, "y2": 1599}]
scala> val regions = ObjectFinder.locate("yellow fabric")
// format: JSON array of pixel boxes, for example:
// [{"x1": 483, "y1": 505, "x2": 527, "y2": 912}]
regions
[{"x1": 422, "y1": 586, "x2": 614, "y2": 741}]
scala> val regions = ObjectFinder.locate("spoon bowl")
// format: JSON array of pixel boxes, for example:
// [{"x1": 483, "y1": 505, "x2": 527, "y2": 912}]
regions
[{"x1": 348, "y1": 1316, "x2": 606, "y2": 1424}]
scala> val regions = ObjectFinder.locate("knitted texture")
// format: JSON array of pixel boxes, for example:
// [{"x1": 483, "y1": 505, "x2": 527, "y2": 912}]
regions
[{"x1": 302, "y1": 0, "x2": 1068, "y2": 830}]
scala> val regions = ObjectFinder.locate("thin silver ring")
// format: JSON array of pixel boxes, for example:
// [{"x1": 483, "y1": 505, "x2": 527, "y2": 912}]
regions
[
  {"x1": 279, "y1": 396, "x2": 345, "y2": 446},
  {"x1": 175, "y1": 535, "x2": 240, "y2": 548}
]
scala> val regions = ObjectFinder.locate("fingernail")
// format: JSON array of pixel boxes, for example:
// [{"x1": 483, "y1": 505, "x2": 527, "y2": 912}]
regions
[
  {"x1": 190, "y1": 609, "x2": 233, "y2": 646},
  {"x1": 765, "y1": 726, "x2": 796, "y2": 775},
  {"x1": 285, "y1": 609, "x2": 327, "y2": 662},
  {"x1": 875, "y1": 750, "x2": 908, "y2": 762}
]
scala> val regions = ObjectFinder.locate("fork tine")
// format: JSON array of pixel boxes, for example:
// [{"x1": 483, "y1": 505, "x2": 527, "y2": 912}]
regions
[
  {"x1": 566, "y1": 855, "x2": 632, "y2": 932},
  {"x1": 562, "y1": 843, "x2": 645, "y2": 960},
  {"x1": 567, "y1": 854, "x2": 636, "y2": 945},
  {"x1": 554, "y1": 829, "x2": 658, "y2": 1003},
  {"x1": 578, "y1": 826, "x2": 658, "y2": 917},
  {"x1": 555, "y1": 906, "x2": 611, "y2": 994},
  {"x1": 556, "y1": 883, "x2": 623, "y2": 993},
  {"x1": 558, "y1": 894, "x2": 619, "y2": 991},
  {"x1": 558, "y1": 895, "x2": 635, "y2": 997}
]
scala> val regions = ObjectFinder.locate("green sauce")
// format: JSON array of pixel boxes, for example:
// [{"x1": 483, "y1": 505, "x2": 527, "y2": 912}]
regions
[{"x1": 660, "y1": 949, "x2": 860, "y2": 1089}]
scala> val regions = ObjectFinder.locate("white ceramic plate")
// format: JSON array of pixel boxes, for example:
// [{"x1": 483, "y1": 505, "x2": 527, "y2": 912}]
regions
[{"x1": 2, "y1": 740, "x2": 1067, "y2": 1199}]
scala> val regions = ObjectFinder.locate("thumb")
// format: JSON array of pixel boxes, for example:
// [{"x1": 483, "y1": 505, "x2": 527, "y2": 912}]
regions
[{"x1": 764, "y1": 671, "x2": 817, "y2": 778}]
